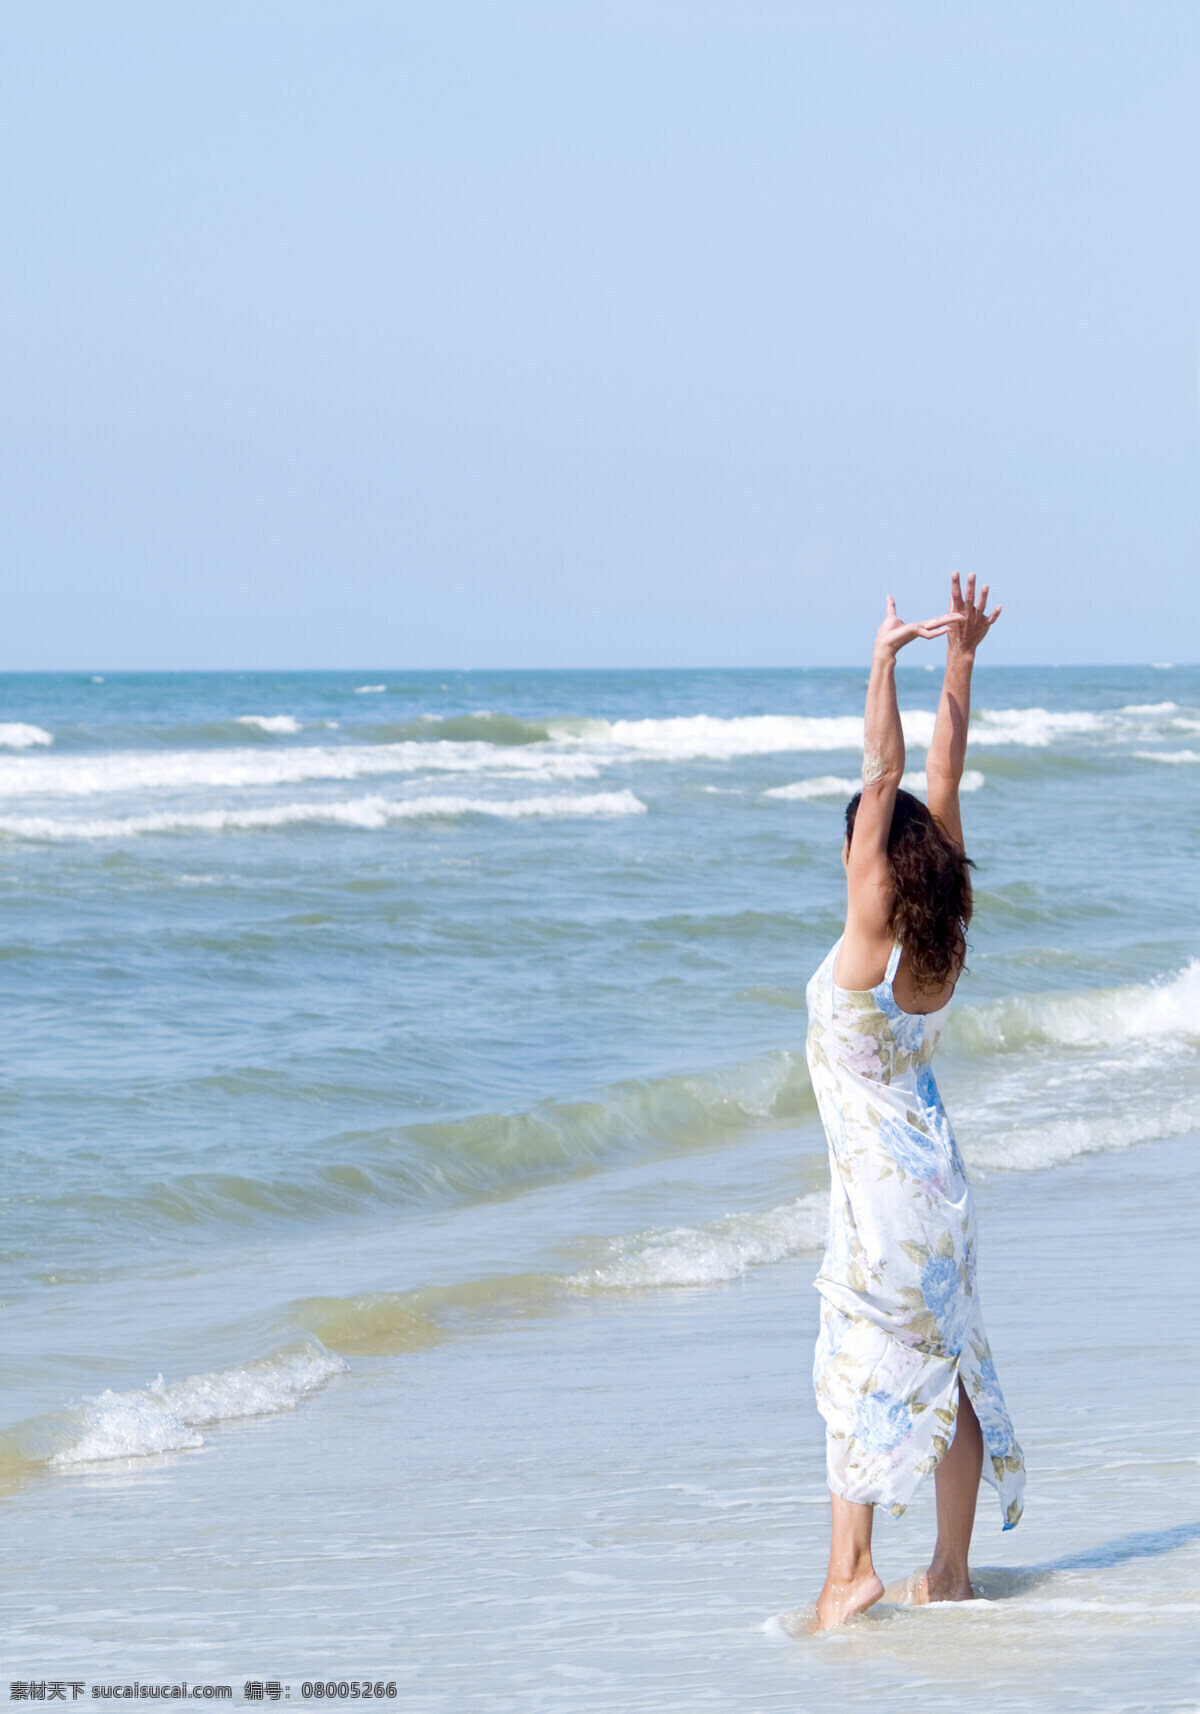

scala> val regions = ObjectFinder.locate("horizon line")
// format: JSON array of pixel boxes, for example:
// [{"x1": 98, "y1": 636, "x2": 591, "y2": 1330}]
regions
[{"x1": 0, "y1": 662, "x2": 1189, "y2": 677}]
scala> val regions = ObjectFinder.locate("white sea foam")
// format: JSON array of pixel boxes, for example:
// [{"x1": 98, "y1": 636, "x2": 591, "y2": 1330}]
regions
[
  {"x1": 568, "y1": 1192, "x2": 828, "y2": 1291},
  {"x1": 0, "y1": 723, "x2": 53, "y2": 749},
  {"x1": 51, "y1": 1392, "x2": 205, "y2": 1463},
  {"x1": 0, "y1": 740, "x2": 598, "y2": 800},
  {"x1": 0, "y1": 705, "x2": 1187, "y2": 813},
  {"x1": 48, "y1": 1346, "x2": 346, "y2": 1466},
  {"x1": 354, "y1": 684, "x2": 387, "y2": 694},
  {"x1": 954, "y1": 960, "x2": 1200, "y2": 1054},
  {"x1": 570, "y1": 701, "x2": 1200, "y2": 758},
  {"x1": 552, "y1": 706, "x2": 1136, "y2": 759},
  {"x1": 602, "y1": 713, "x2": 884, "y2": 758},
  {"x1": 0, "y1": 790, "x2": 648, "y2": 841},
  {"x1": 1117, "y1": 702, "x2": 1200, "y2": 734},
  {"x1": 764, "y1": 774, "x2": 860, "y2": 801},
  {"x1": 1133, "y1": 748, "x2": 1200, "y2": 764},
  {"x1": 235, "y1": 714, "x2": 301, "y2": 734},
  {"x1": 969, "y1": 708, "x2": 1106, "y2": 745},
  {"x1": 765, "y1": 769, "x2": 984, "y2": 801},
  {"x1": 592, "y1": 712, "x2": 942, "y2": 758},
  {"x1": 947, "y1": 961, "x2": 1200, "y2": 1173},
  {"x1": 148, "y1": 1345, "x2": 346, "y2": 1425},
  {"x1": 964, "y1": 1096, "x2": 1200, "y2": 1173}
]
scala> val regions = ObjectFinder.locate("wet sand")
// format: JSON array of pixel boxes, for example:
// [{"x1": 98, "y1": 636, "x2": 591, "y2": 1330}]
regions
[{"x1": 3, "y1": 1127, "x2": 1197, "y2": 1713}]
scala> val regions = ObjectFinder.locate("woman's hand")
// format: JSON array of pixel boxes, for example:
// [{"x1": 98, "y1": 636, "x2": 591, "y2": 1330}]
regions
[
  {"x1": 946, "y1": 571, "x2": 1001, "y2": 657},
  {"x1": 924, "y1": 571, "x2": 1000, "y2": 849},
  {"x1": 874, "y1": 595, "x2": 965, "y2": 659}
]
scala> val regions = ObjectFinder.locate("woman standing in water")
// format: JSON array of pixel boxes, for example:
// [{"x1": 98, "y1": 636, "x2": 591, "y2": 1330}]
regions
[{"x1": 805, "y1": 573, "x2": 1025, "y2": 1630}]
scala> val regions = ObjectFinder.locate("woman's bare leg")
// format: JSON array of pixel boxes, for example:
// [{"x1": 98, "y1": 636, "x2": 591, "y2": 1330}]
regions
[
  {"x1": 814, "y1": 1494, "x2": 885, "y2": 1629},
  {"x1": 906, "y1": 1382, "x2": 982, "y2": 1603}
]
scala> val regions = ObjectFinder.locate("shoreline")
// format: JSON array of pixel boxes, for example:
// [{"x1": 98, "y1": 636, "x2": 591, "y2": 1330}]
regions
[{"x1": 2, "y1": 1128, "x2": 1196, "y2": 1711}]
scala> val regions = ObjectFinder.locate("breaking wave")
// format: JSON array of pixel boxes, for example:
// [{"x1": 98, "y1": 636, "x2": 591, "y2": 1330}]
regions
[
  {"x1": 0, "y1": 790, "x2": 646, "y2": 840},
  {"x1": 286, "y1": 1195, "x2": 832, "y2": 1353},
  {"x1": 765, "y1": 769, "x2": 985, "y2": 801},
  {"x1": 0, "y1": 741, "x2": 598, "y2": 800},
  {"x1": 18, "y1": 964, "x2": 1200, "y2": 1248},
  {"x1": 35, "y1": 1050, "x2": 818, "y2": 1242},
  {"x1": 566, "y1": 1192, "x2": 829, "y2": 1290},
  {"x1": 950, "y1": 960, "x2": 1200, "y2": 1055},
  {"x1": 0, "y1": 1344, "x2": 346, "y2": 1471},
  {"x1": 947, "y1": 961, "x2": 1200, "y2": 1173},
  {"x1": 0, "y1": 723, "x2": 53, "y2": 749},
  {"x1": 234, "y1": 714, "x2": 301, "y2": 734},
  {"x1": 541, "y1": 703, "x2": 1200, "y2": 760},
  {"x1": 0, "y1": 703, "x2": 1193, "y2": 820}
]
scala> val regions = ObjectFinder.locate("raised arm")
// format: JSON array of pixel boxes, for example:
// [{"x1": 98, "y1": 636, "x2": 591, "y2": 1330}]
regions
[
  {"x1": 835, "y1": 596, "x2": 964, "y2": 990},
  {"x1": 925, "y1": 572, "x2": 1001, "y2": 854}
]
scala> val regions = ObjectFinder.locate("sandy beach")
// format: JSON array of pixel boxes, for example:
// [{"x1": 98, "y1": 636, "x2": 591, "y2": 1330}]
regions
[{"x1": 5, "y1": 1127, "x2": 1197, "y2": 1712}]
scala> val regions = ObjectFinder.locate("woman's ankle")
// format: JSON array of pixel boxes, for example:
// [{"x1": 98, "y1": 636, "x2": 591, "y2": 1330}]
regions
[
  {"x1": 925, "y1": 1554, "x2": 971, "y2": 1598},
  {"x1": 827, "y1": 1550, "x2": 877, "y2": 1584}
]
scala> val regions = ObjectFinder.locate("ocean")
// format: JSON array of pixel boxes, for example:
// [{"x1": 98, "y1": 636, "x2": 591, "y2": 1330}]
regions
[{"x1": 1, "y1": 665, "x2": 1197, "y2": 1712}]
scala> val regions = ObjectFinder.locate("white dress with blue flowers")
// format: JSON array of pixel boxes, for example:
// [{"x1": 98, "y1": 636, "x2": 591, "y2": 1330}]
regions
[{"x1": 806, "y1": 939, "x2": 1025, "y2": 1527}]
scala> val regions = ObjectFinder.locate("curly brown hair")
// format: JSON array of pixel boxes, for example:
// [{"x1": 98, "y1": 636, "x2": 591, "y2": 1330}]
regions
[{"x1": 845, "y1": 788, "x2": 974, "y2": 993}]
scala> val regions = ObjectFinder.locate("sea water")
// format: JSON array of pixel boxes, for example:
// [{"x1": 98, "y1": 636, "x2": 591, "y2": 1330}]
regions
[{"x1": 0, "y1": 666, "x2": 1197, "y2": 1710}]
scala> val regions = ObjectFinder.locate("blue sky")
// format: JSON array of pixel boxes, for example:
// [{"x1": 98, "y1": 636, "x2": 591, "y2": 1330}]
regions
[{"x1": 3, "y1": 1, "x2": 1198, "y2": 668}]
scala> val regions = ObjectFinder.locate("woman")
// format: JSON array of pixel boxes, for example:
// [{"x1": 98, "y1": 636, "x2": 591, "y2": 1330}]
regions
[{"x1": 805, "y1": 573, "x2": 1025, "y2": 1630}]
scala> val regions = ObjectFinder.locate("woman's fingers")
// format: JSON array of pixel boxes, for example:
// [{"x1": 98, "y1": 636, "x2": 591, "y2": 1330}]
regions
[
  {"x1": 882, "y1": 599, "x2": 976, "y2": 646},
  {"x1": 887, "y1": 583, "x2": 999, "y2": 642},
  {"x1": 913, "y1": 614, "x2": 967, "y2": 638},
  {"x1": 949, "y1": 571, "x2": 996, "y2": 616}
]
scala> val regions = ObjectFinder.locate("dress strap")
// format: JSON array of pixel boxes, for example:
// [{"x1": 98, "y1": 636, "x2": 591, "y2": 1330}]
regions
[{"x1": 884, "y1": 941, "x2": 903, "y2": 985}]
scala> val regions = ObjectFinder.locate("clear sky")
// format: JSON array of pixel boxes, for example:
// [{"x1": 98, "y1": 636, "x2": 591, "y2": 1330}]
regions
[{"x1": 3, "y1": 1, "x2": 1199, "y2": 669}]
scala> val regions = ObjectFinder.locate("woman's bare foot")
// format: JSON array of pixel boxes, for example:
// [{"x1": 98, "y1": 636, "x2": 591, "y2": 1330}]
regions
[
  {"x1": 813, "y1": 1566, "x2": 885, "y2": 1629},
  {"x1": 880, "y1": 1570, "x2": 923, "y2": 1605},
  {"x1": 881, "y1": 1567, "x2": 974, "y2": 1605},
  {"x1": 814, "y1": 1494, "x2": 883, "y2": 1629}
]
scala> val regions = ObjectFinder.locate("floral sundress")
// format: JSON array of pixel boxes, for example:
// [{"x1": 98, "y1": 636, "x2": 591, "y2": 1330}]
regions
[{"x1": 805, "y1": 938, "x2": 1025, "y2": 1527}]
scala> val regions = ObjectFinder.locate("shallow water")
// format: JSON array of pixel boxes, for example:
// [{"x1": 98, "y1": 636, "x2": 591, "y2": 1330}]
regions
[{"x1": 1, "y1": 666, "x2": 1197, "y2": 1707}]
